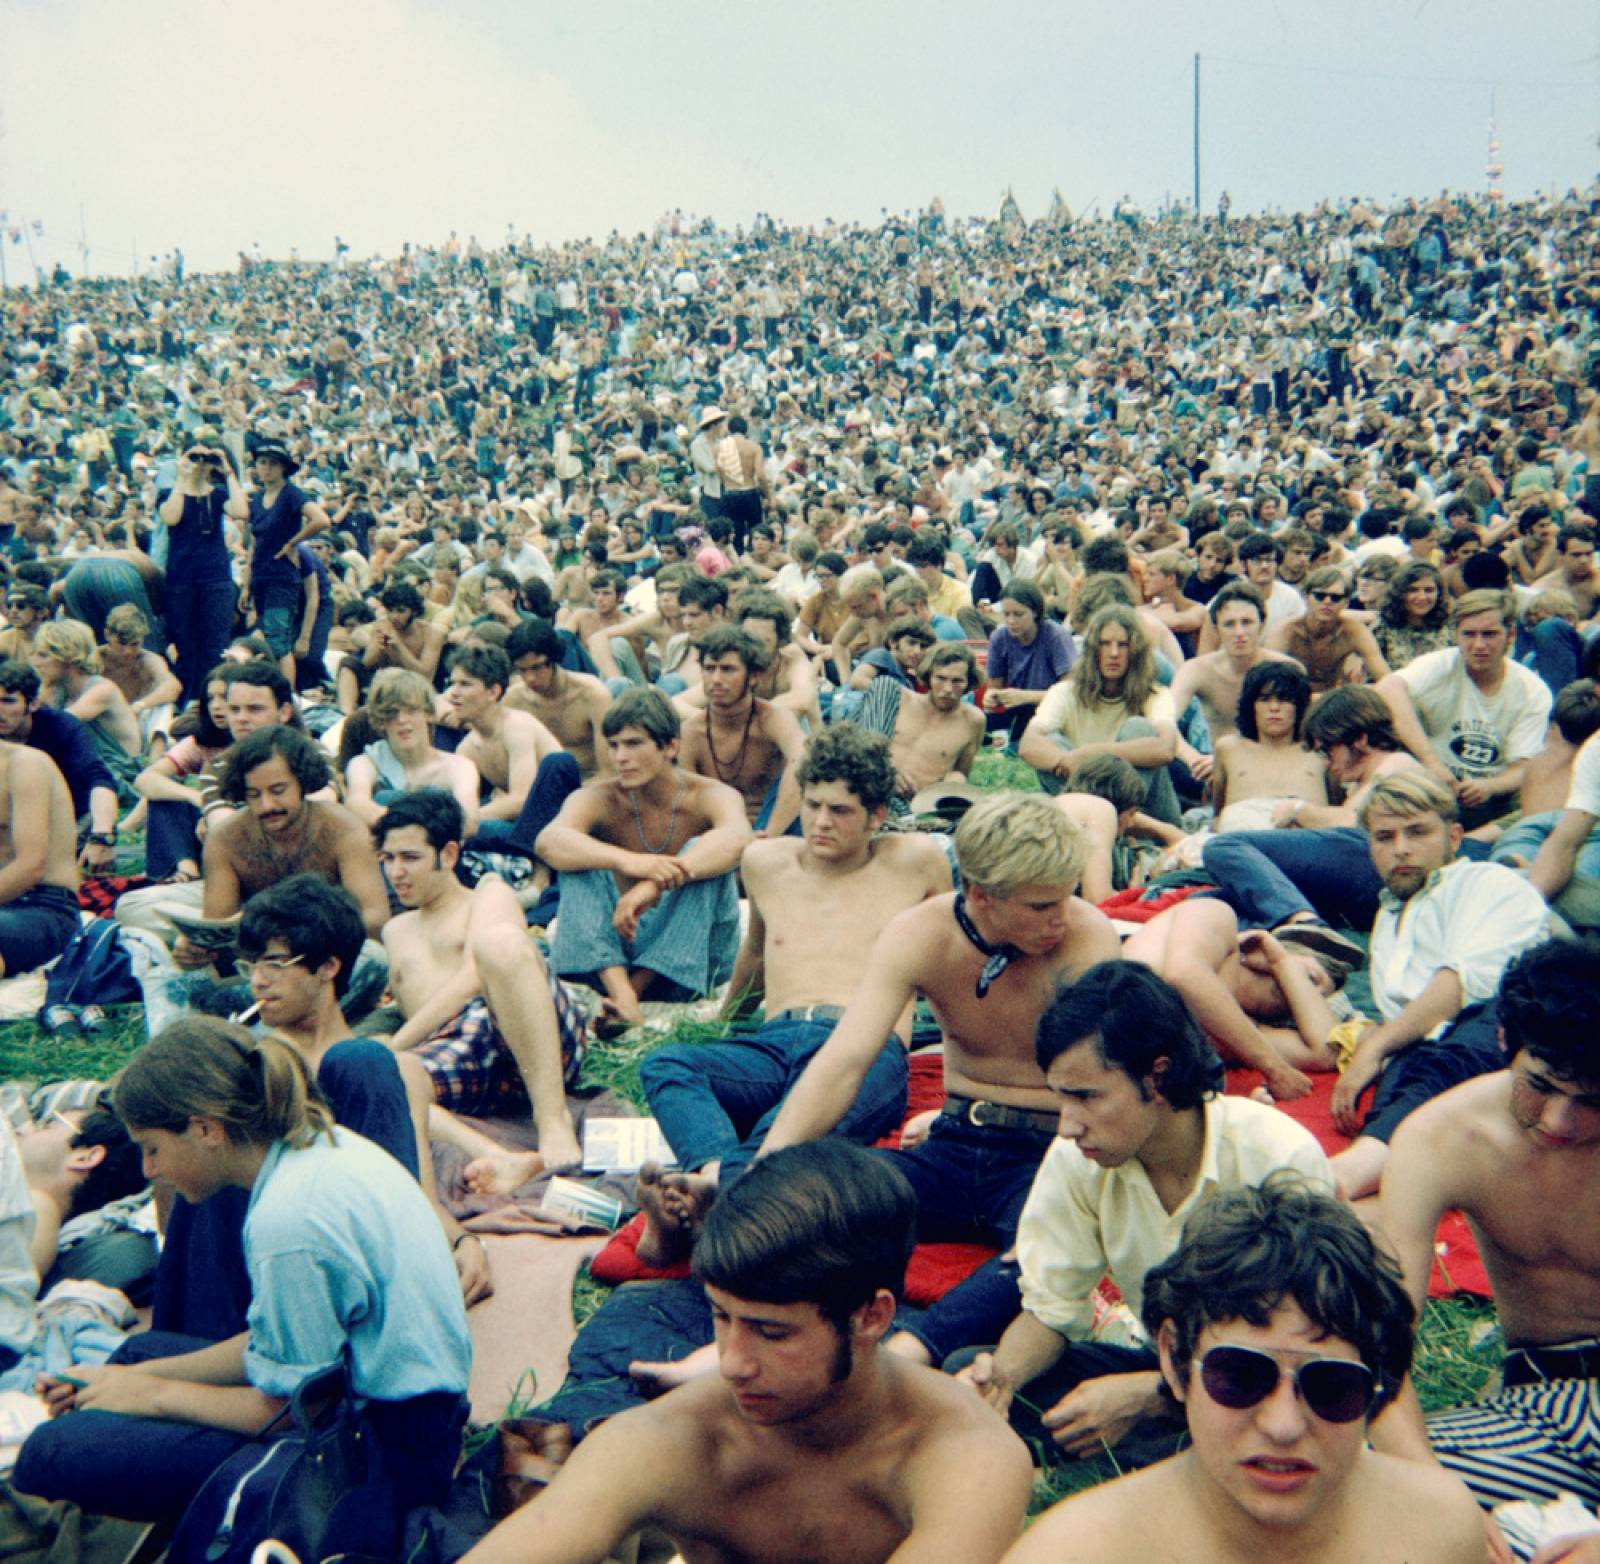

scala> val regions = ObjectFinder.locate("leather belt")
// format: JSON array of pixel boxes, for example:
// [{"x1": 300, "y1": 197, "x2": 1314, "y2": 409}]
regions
[
  {"x1": 1501, "y1": 1341, "x2": 1600, "y2": 1387},
  {"x1": 940, "y1": 1093, "x2": 1058, "y2": 1134}
]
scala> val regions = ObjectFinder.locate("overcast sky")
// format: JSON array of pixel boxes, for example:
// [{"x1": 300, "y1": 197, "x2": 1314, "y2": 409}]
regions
[{"x1": 1, "y1": 0, "x2": 1596, "y2": 280}]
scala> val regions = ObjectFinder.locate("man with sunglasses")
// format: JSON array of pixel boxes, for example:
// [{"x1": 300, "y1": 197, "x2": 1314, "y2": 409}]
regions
[
  {"x1": 1004, "y1": 1181, "x2": 1484, "y2": 1563},
  {"x1": 1266, "y1": 565, "x2": 1391, "y2": 694},
  {"x1": 957, "y1": 963, "x2": 1333, "y2": 1464},
  {"x1": 1375, "y1": 940, "x2": 1600, "y2": 1542}
]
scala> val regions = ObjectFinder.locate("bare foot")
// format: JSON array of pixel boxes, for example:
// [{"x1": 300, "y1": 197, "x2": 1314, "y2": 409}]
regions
[
  {"x1": 593, "y1": 996, "x2": 644, "y2": 1041},
  {"x1": 465, "y1": 1149, "x2": 546, "y2": 1197},
  {"x1": 634, "y1": 1161, "x2": 714, "y2": 1266},
  {"x1": 536, "y1": 1111, "x2": 584, "y2": 1174},
  {"x1": 628, "y1": 1342, "x2": 719, "y2": 1394},
  {"x1": 1248, "y1": 1085, "x2": 1275, "y2": 1107}
]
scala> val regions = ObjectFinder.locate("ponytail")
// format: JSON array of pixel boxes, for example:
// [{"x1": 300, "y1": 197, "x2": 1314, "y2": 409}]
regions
[{"x1": 113, "y1": 1017, "x2": 335, "y2": 1149}]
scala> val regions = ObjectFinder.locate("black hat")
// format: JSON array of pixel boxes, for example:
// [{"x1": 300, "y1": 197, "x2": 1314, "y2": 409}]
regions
[{"x1": 253, "y1": 442, "x2": 299, "y2": 476}]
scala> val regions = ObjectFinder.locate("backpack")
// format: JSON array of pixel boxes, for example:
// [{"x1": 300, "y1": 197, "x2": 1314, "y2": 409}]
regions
[{"x1": 44, "y1": 918, "x2": 140, "y2": 1009}]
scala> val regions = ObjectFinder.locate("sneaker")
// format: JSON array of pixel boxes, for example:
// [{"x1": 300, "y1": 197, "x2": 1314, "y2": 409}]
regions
[{"x1": 36, "y1": 1004, "x2": 84, "y2": 1037}]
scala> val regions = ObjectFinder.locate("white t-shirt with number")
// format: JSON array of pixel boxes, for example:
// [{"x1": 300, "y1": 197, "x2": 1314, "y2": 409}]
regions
[{"x1": 1395, "y1": 648, "x2": 1551, "y2": 781}]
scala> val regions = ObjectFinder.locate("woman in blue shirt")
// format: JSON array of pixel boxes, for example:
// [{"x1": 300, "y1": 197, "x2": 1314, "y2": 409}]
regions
[{"x1": 16, "y1": 1019, "x2": 472, "y2": 1552}]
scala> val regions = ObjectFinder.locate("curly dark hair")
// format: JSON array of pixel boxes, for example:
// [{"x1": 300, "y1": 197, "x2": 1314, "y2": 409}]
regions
[
  {"x1": 1142, "y1": 1178, "x2": 1415, "y2": 1416},
  {"x1": 220, "y1": 724, "x2": 331, "y2": 805},
  {"x1": 1498, "y1": 939, "x2": 1600, "y2": 1087},
  {"x1": 1379, "y1": 562, "x2": 1449, "y2": 631},
  {"x1": 795, "y1": 724, "x2": 897, "y2": 814}
]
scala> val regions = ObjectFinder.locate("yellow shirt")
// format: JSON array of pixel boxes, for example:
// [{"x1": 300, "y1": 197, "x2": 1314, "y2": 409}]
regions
[
  {"x1": 1033, "y1": 681, "x2": 1176, "y2": 746},
  {"x1": 1016, "y1": 1095, "x2": 1333, "y2": 1344}
]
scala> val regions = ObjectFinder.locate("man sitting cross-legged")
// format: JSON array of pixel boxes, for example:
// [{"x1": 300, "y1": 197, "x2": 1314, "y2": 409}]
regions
[
  {"x1": 1003, "y1": 1181, "x2": 1484, "y2": 1564},
  {"x1": 677, "y1": 625, "x2": 807, "y2": 838},
  {"x1": 537, "y1": 689, "x2": 750, "y2": 1031},
  {"x1": 375, "y1": 790, "x2": 585, "y2": 1172},
  {"x1": 345, "y1": 667, "x2": 481, "y2": 834},
  {"x1": 461, "y1": 1142, "x2": 1033, "y2": 1564},
  {"x1": 631, "y1": 724, "x2": 951, "y2": 1268},
  {"x1": 956, "y1": 963, "x2": 1332, "y2": 1467},
  {"x1": 861, "y1": 642, "x2": 986, "y2": 809},
  {"x1": 758, "y1": 793, "x2": 1121, "y2": 1370},
  {"x1": 1374, "y1": 940, "x2": 1600, "y2": 1537}
]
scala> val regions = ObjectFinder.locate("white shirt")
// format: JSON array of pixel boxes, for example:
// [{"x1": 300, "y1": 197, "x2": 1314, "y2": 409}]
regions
[
  {"x1": 1396, "y1": 649, "x2": 1551, "y2": 781},
  {"x1": 1370, "y1": 859, "x2": 1548, "y2": 1035},
  {"x1": 1017, "y1": 1096, "x2": 1332, "y2": 1344},
  {"x1": 1564, "y1": 729, "x2": 1600, "y2": 818}
]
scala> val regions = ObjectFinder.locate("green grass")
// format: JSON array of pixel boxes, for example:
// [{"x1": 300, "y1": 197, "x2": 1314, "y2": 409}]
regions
[
  {"x1": 0, "y1": 1005, "x2": 147, "y2": 1086},
  {"x1": 969, "y1": 748, "x2": 1042, "y2": 792}
]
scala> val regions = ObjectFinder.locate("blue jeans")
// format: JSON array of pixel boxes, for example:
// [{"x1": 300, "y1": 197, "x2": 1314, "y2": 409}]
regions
[
  {"x1": 640, "y1": 1018, "x2": 908, "y2": 1182},
  {"x1": 1202, "y1": 827, "x2": 1381, "y2": 931},
  {"x1": 1517, "y1": 618, "x2": 1582, "y2": 697},
  {"x1": 1034, "y1": 720, "x2": 1181, "y2": 825},
  {"x1": 466, "y1": 752, "x2": 581, "y2": 859},
  {"x1": 878, "y1": 1113, "x2": 1057, "y2": 1362}
]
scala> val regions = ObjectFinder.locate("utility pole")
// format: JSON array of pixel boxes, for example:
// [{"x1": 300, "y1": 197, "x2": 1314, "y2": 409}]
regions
[{"x1": 1193, "y1": 53, "x2": 1201, "y2": 214}]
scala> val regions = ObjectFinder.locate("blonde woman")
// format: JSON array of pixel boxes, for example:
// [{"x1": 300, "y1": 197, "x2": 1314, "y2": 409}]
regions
[{"x1": 32, "y1": 619, "x2": 143, "y2": 759}]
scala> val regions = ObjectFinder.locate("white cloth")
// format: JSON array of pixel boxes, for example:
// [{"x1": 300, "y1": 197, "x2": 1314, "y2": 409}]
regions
[
  {"x1": 1016, "y1": 1096, "x2": 1332, "y2": 1344},
  {"x1": 1395, "y1": 649, "x2": 1551, "y2": 781},
  {"x1": 0, "y1": 1121, "x2": 37, "y2": 1358},
  {"x1": 1369, "y1": 859, "x2": 1549, "y2": 1034}
]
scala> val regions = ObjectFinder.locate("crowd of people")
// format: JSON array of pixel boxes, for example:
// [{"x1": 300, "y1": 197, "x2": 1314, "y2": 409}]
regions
[{"x1": 0, "y1": 182, "x2": 1597, "y2": 1561}]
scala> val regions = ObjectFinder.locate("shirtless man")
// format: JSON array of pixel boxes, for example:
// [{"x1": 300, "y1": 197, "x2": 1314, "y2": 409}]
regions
[
  {"x1": 98, "y1": 605, "x2": 181, "y2": 755},
  {"x1": 678, "y1": 626, "x2": 806, "y2": 838},
  {"x1": 1266, "y1": 566, "x2": 1390, "y2": 694},
  {"x1": 503, "y1": 618, "x2": 612, "y2": 778},
  {"x1": 446, "y1": 643, "x2": 577, "y2": 870},
  {"x1": 568, "y1": 570, "x2": 643, "y2": 677},
  {"x1": 1208, "y1": 662, "x2": 1330, "y2": 834},
  {"x1": 0, "y1": 584, "x2": 47, "y2": 665},
  {"x1": 537, "y1": 689, "x2": 751, "y2": 1029},
  {"x1": 886, "y1": 644, "x2": 985, "y2": 801},
  {"x1": 1006, "y1": 1182, "x2": 1484, "y2": 1564},
  {"x1": 1125, "y1": 902, "x2": 1343, "y2": 1096},
  {"x1": 462, "y1": 1142, "x2": 1032, "y2": 1564},
  {"x1": 586, "y1": 565, "x2": 691, "y2": 685},
  {"x1": 345, "y1": 667, "x2": 481, "y2": 833},
  {"x1": 1376, "y1": 940, "x2": 1600, "y2": 1538},
  {"x1": 1533, "y1": 523, "x2": 1599, "y2": 622},
  {"x1": 363, "y1": 581, "x2": 446, "y2": 684},
  {"x1": 829, "y1": 564, "x2": 893, "y2": 680},
  {"x1": 31, "y1": 619, "x2": 142, "y2": 760},
  {"x1": 632, "y1": 725, "x2": 950, "y2": 1267},
  {"x1": 176, "y1": 724, "x2": 390, "y2": 969},
  {"x1": 0, "y1": 737, "x2": 80, "y2": 977},
  {"x1": 1170, "y1": 582, "x2": 1303, "y2": 783},
  {"x1": 376, "y1": 790, "x2": 585, "y2": 1171},
  {"x1": 681, "y1": 589, "x2": 821, "y2": 726},
  {"x1": 760, "y1": 793, "x2": 1123, "y2": 1369}
]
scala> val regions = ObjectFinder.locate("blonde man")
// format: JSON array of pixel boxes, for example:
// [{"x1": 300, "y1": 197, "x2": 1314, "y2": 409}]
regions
[
  {"x1": 99, "y1": 603, "x2": 181, "y2": 755},
  {"x1": 31, "y1": 619, "x2": 142, "y2": 762},
  {"x1": 761, "y1": 793, "x2": 1122, "y2": 1370},
  {"x1": 1327, "y1": 770, "x2": 1549, "y2": 1200},
  {"x1": 1376, "y1": 588, "x2": 1551, "y2": 829},
  {"x1": 828, "y1": 564, "x2": 891, "y2": 681},
  {"x1": 1020, "y1": 605, "x2": 1182, "y2": 823},
  {"x1": 345, "y1": 668, "x2": 481, "y2": 834}
]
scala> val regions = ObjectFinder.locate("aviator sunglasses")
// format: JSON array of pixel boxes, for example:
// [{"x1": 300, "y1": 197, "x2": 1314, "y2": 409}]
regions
[{"x1": 1197, "y1": 1344, "x2": 1377, "y2": 1424}]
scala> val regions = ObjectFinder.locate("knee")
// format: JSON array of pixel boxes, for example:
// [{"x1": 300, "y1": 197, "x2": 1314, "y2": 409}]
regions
[
  {"x1": 539, "y1": 752, "x2": 581, "y2": 789},
  {"x1": 639, "y1": 1046, "x2": 698, "y2": 1094},
  {"x1": 470, "y1": 919, "x2": 545, "y2": 975}
]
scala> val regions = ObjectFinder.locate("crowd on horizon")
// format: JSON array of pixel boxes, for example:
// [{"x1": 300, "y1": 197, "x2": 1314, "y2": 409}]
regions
[{"x1": 0, "y1": 181, "x2": 1598, "y2": 1564}]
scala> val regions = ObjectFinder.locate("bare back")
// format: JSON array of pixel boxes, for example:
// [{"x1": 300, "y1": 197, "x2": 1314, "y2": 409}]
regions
[{"x1": 0, "y1": 745, "x2": 79, "y2": 895}]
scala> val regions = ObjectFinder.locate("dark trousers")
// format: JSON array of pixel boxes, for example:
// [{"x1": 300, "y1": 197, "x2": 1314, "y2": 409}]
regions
[
  {"x1": 145, "y1": 799, "x2": 203, "y2": 880},
  {"x1": 166, "y1": 577, "x2": 238, "y2": 701},
  {"x1": 466, "y1": 752, "x2": 581, "y2": 859},
  {"x1": 877, "y1": 1114, "x2": 1056, "y2": 1362}
]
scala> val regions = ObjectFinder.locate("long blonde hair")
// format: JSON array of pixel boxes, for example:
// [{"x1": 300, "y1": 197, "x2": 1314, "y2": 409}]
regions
[{"x1": 1071, "y1": 604, "x2": 1158, "y2": 715}]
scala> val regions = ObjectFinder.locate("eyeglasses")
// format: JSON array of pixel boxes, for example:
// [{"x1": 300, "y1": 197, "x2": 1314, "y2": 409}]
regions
[
  {"x1": 1197, "y1": 1344, "x2": 1377, "y2": 1424},
  {"x1": 1308, "y1": 590, "x2": 1348, "y2": 604},
  {"x1": 236, "y1": 953, "x2": 305, "y2": 977}
]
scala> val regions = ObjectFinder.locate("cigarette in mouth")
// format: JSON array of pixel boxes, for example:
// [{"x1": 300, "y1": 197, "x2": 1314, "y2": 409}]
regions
[{"x1": 232, "y1": 1001, "x2": 262, "y2": 1025}]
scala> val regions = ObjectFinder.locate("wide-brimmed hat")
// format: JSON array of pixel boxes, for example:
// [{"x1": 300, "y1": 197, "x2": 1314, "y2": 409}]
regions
[
  {"x1": 697, "y1": 406, "x2": 728, "y2": 429},
  {"x1": 253, "y1": 442, "x2": 299, "y2": 476},
  {"x1": 907, "y1": 780, "x2": 988, "y2": 821}
]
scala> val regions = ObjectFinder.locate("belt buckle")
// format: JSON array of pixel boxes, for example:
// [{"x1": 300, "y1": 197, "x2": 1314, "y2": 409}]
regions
[{"x1": 966, "y1": 1098, "x2": 998, "y2": 1128}]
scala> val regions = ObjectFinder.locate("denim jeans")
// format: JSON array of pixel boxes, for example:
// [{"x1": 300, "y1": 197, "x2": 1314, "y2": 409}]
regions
[
  {"x1": 1202, "y1": 827, "x2": 1381, "y2": 931},
  {"x1": 640, "y1": 1018, "x2": 908, "y2": 1182},
  {"x1": 166, "y1": 577, "x2": 237, "y2": 701},
  {"x1": 1517, "y1": 618, "x2": 1583, "y2": 697},
  {"x1": 878, "y1": 1113, "x2": 1057, "y2": 1362},
  {"x1": 466, "y1": 752, "x2": 581, "y2": 859},
  {"x1": 253, "y1": 578, "x2": 301, "y2": 660},
  {"x1": 1034, "y1": 720, "x2": 1181, "y2": 825}
]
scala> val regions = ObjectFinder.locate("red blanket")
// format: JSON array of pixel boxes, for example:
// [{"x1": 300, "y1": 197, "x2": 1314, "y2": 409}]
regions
[{"x1": 590, "y1": 1055, "x2": 1490, "y2": 1302}]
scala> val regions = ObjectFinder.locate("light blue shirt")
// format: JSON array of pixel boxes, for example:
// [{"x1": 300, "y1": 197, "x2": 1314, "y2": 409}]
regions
[{"x1": 242, "y1": 1128, "x2": 470, "y2": 1403}]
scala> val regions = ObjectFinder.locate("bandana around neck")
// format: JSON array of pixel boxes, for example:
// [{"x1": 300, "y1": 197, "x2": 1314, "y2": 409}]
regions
[{"x1": 952, "y1": 892, "x2": 1024, "y2": 999}]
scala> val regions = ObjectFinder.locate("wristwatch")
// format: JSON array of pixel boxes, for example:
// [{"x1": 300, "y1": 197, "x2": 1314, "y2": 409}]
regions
[{"x1": 85, "y1": 832, "x2": 116, "y2": 847}]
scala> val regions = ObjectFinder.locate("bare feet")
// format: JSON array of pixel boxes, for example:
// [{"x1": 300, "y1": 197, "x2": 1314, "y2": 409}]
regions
[
  {"x1": 628, "y1": 1342, "x2": 719, "y2": 1395},
  {"x1": 593, "y1": 996, "x2": 644, "y2": 1041},
  {"x1": 536, "y1": 1115, "x2": 584, "y2": 1174},
  {"x1": 464, "y1": 1149, "x2": 547, "y2": 1197},
  {"x1": 634, "y1": 1162, "x2": 717, "y2": 1266}
]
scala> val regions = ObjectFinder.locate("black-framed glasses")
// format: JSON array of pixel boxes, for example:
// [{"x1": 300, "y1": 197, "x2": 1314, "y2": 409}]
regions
[
  {"x1": 1198, "y1": 1345, "x2": 1376, "y2": 1424},
  {"x1": 1308, "y1": 590, "x2": 1348, "y2": 604}
]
